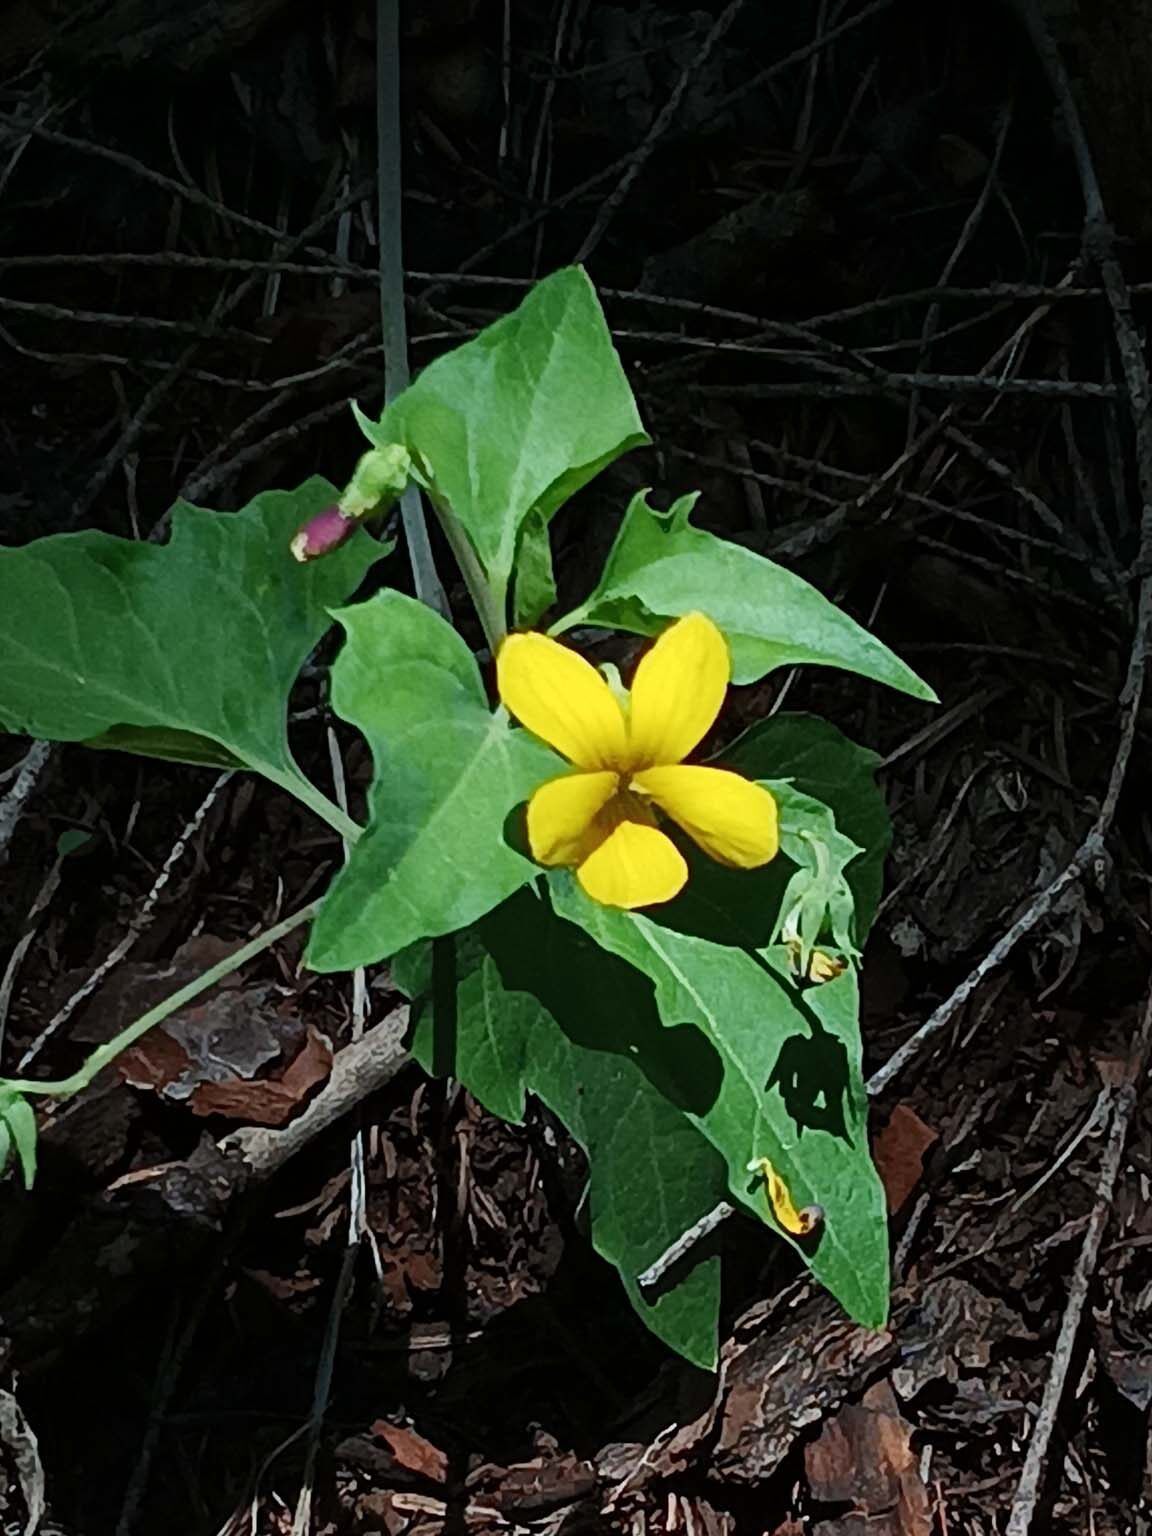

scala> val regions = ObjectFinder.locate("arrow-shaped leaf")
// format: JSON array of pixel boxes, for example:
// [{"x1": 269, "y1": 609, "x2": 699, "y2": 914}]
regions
[
  {"x1": 561, "y1": 490, "x2": 936, "y2": 701},
  {"x1": 0, "y1": 1091, "x2": 37, "y2": 1189},
  {"x1": 552, "y1": 875, "x2": 890, "y2": 1329},
  {"x1": 0, "y1": 478, "x2": 385, "y2": 787},
  {"x1": 397, "y1": 892, "x2": 729, "y2": 1367},
  {"x1": 357, "y1": 267, "x2": 648, "y2": 598},
  {"x1": 305, "y1": 592, "x2": 561, "y2": 972}
]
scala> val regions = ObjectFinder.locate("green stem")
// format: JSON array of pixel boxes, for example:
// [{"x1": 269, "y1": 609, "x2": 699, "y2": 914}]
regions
[
  {"x1": 1, "y1": 901, "x2": 321, "y2": 1099},
  {"x1": 426, "y1": 490, "x2": 507, "y2": 651},
  {"x1": 0, "y1": 770, "x2": 351, "y2": 1104},
  {"x1": 265, "y1": 766, "x2": 363, "y2": 844},
  {"x1": 546, "y1": 606, "x2": 588, "y2": 638}
]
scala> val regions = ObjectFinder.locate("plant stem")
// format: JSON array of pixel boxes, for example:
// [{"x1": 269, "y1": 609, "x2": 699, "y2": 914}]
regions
[
  {"x1": 1, "y1": 900, "x2": 320, "y2": 1098},
  {"x1": 546, "y1": 606, "x2": 588, "y2": 638},
  {"x1": 266, "y1": 766, "x2": 363, "y2": 844},
  {"x1": 0, "y1": 763, "x2": 355, "y2": 1106}
]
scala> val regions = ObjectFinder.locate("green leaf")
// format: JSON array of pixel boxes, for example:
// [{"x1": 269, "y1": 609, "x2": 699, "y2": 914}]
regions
[
  {"x1": 512, "y1": 508, "x2": 558, "y2": 629},
  {"x1": 398, "y1": 893, "x2": 728, "y2": 1368},
  {"x1": 721, "y1": 712, "x2": 891, "y2": 935},
  {"x1": 552, "y1": 876, "x2": 890, "y2": 1330},
  {"x1": 305, "y1": 592, "x2": 562, "y2": 972},
  {"x1": 2, "y1": 1095, "x2": 37, "y2": 1188},
  {"x1": 81, "y1": 725, "x2": 246, "y2": 771},
  {"x1": 0, "y1": 1090, "x2": 36, "y2": 1189},
  {"x1": 562, "y1": 490, "x2": 936, "y2": 701},
  {"x1": 764, "y1": 781, "x2": 864, "y2": 974},
  {"x1": 0, "y1": 478, "x2": 385, "y2": 789},
  {"x1": 357, "y1": 267, "x2": 649, "y2": 598}
]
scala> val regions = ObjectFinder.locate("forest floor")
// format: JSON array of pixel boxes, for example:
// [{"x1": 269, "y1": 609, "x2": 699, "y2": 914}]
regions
[{"x1": 3, "y1": 1, "x2": 1152, "y2": 1532}]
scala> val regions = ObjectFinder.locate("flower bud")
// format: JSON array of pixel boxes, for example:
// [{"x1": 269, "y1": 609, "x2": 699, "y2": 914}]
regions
[
  {"x1": 290, "y1": 504, "x2": 356, "y2": 563},
  {"x1": 338, "y1": 443, "x2": 412, "y2": 518},
  {"x1": 291, "y1": 445, "x2": 413, "y2": 562}
]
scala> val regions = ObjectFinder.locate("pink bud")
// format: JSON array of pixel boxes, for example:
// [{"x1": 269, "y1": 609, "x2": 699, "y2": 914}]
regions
[{"x1": 290, "y1": 504, "x2": 356, "y2": 563}]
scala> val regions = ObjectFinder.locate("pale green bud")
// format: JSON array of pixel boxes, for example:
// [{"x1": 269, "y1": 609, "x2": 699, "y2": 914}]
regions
[{"x1": 338, "y1": 443, "x2": 412, "y2": 519}]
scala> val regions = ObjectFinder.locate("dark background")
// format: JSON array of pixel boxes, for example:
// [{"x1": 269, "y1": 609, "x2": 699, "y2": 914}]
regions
[{"x1": 2, "y1": 1, "x2": 1152, "y2": 1532}]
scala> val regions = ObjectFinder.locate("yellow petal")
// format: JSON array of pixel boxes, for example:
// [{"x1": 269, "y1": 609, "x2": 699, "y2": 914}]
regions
[
  {"x1": 748, "y1": 1156, "x2": 824, "y2": 1237},
  {"x1": 526, "y1": 771, "x2": 619, "y2": 866},
  {"x1": 498, "y1": 633, "x2": 628, "y2": 769},
  {"x1": 632, "y1": 765, "x2": 778, "y2": 868},
  {"x1": 626, "y1": 612, "x2": 730, "y2": 769},
  {"x1": 576, "y1": 820, "x2": 687, "y2": 908},
  {"x1": 786, "y1": 938, "x2": 843, "y2": 983}
]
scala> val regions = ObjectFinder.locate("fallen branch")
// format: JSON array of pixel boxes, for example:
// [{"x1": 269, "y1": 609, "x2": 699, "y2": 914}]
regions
[
  {"x1": 221, "y1": 1003, "x2": 409, "y2": 1179},
  {"x1": 0, "y1": 1007, "x2": 410, "y2": 1365}
]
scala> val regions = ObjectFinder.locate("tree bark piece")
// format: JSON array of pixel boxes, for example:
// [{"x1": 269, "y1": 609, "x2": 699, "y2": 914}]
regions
[{"x1": 805, "y1": 1380, "x2": 931, "y2": 1536}]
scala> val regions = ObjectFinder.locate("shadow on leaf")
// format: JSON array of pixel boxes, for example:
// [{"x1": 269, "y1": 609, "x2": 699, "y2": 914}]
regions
[
  {"x1": 478, "y1": 885, "x2": 724, "y2": 1118},
  {"x1": 653, "y1": 842, "x2": 793, "y2": 951},
  {"x1": 765, "y1": 1025, "x2": 851, "y2": 1142}
]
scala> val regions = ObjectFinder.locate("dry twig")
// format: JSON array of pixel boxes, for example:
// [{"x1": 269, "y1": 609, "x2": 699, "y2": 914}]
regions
[
  {"x1": 0, "y1": 742, "x2": 53, "y2": 866},
  {"x1": 573, "y1": 0, "x2": 750, "y2": 263},
  {"x1": 1005, "y1": 985, "x2": 1152, "y2": 1535},
  {"x1": 870, "y1": 0, "x2": 1152, "y2": 1099},
  {"x1": 15, "y1": 772, "x2": 232, "y2": 1072}
]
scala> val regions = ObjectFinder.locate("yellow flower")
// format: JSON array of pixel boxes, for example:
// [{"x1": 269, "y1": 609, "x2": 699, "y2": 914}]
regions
[{"x1": 497, "y1": 612, "x2": 779, "y2": 909}]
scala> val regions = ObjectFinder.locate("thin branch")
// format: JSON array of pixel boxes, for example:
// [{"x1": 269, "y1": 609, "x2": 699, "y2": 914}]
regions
[
  {"x1": 573, "y1": 0, "x2": 751, "y2": 262},
  {"x1": 420, "y1": 0, "x2": 902, "y2": 300},
  {"x1": 11, "y1": 250, "x2": 1152, "y2": 319},
  {"x1": 0, "y1": 294, "x2": 267, "y2": 344},
  {"x1": 870, "y1": 0, "x2": 1152, "y2": 1100},
  {"x1": 376, "y1": 0, "x2": 448, "y2": 617},
  {"x1": 0, "y1": 121, "x2": 371, "y2": 261},
  {"x1": 0, "y1": 741, "x2": 53, "y2": 865},
  {"x1": 221, "y1": 1005, "x2": 410, "y2": 1178},
  {"x1": 1005, "y1": 988, "x2": 1152, "y2": 1536},
  {"x1": 13, "y1": 773, "x2": 233, "y2": 1073},
  {"x1": 182, "y1": 397, "x2": 350, "y2": 505},
  {"x1": 690, "y1": 373, "x2": 1117, "y2": 401},
  {"x1": 75, "y1": 181, "x2": 375, "y2": 522}
]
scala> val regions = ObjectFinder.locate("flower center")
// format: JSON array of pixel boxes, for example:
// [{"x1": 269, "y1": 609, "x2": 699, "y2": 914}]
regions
[{"x1": 595, "y1": 783, "x2": 658, "y2": 835}]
